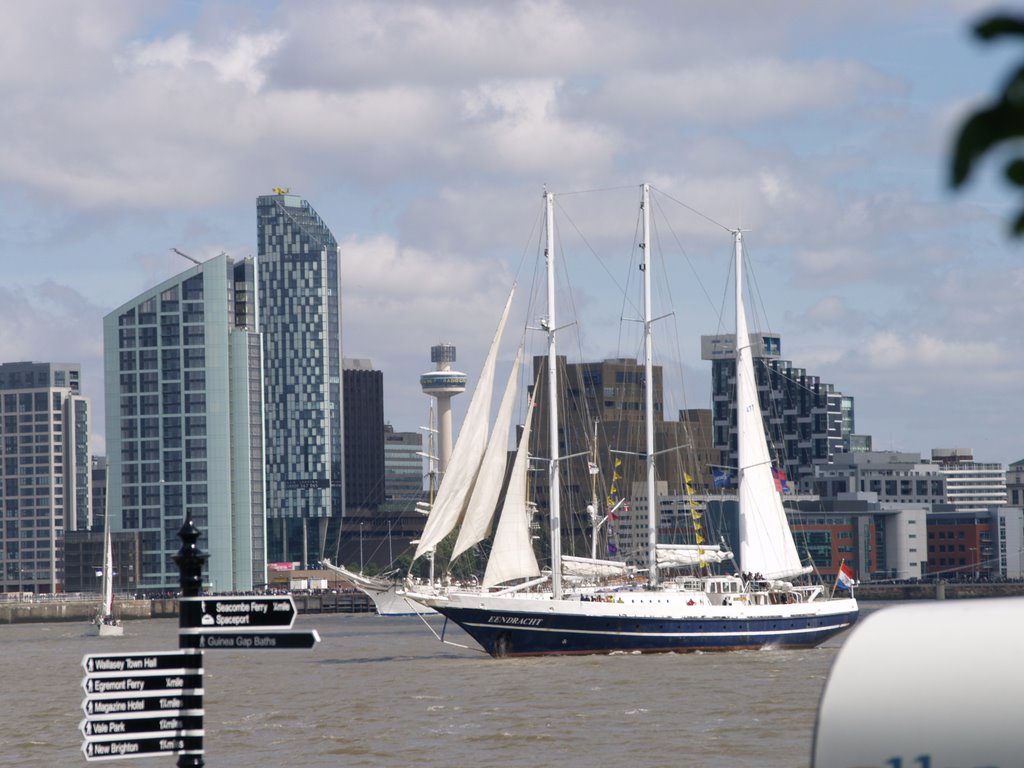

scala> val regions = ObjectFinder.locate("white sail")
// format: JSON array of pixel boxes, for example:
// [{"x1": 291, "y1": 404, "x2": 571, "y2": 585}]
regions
[
  {"x1": 413, "y1": 288, "x2": 515, "y2": 560},
  {"x1": 655, "y1": 543, "x2": 734, "y2": 567},
  {"x1": 451, "y1": 346, "x2": 523, "y2": 561},
  {"x1": 561, "y1": 555, "x2": 628, "y2": 580},
  {"x1": 482, "y1": 391, "x2": 541, "y2": 588},
  {"x1": 734, "y1": 231, "x2": 808, "y2": 580},
  {"x1": 102, "y1": 525, "x2": 114, "y2": 617},
  {"x1": 91, "y1": 508, "x2": 124, "y2": 637}
]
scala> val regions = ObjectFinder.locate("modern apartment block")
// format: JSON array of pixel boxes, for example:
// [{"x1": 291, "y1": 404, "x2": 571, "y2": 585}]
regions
[
  {"x1": 257, "y1": 191, "x2": 345, "y2": 565},
  {"x1": 930, "y1": 448, "x2": 1007, "y2": 514},
  {"x1": 701, "y1": 333, "x2": 852, "y2": 484},
  {"x1": 0, "y1": 362, "x2": 90, "y2": 593},
  {"x1": 103, "y1": 253, "x2": 266, "y2": 592}
]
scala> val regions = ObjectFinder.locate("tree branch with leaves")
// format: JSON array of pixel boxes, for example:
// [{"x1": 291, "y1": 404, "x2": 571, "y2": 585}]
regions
[{"x1": 950, "y1": 14, "x2": 1024, "y2": 235}]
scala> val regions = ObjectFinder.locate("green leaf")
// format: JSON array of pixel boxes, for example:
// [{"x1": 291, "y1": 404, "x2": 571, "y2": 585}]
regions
[
  {"x1": 1006, "y1": 159, "x2": 1024, "y2": 186},
  {"x1": 1013, "y1": 208, "x2": 1024, "y2": 236},
  {"x1": 975, "y1": 15, "x2": 1024, "y2": 41}
]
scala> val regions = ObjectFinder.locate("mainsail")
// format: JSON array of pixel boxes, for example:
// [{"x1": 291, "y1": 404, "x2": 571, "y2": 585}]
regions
[
  {"x1": 413, "y1": 289, "x2": 515, "y2": 560},
  {"x1": 450, "y1": 346, "x2": 523, "y2": 561},
  {"x1": 481, "y1": 390, "x2": 542, "y2": 588},
  {"x1": 733, "y1": 231, "x2": 809, "y2": 580},
  {"x1": 101, "y1": 521, "x2": 115, "y2": 618}
]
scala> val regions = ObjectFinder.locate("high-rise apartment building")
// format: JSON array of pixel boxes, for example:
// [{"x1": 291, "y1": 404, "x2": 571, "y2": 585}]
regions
[
  {"x1": 103, "y1": 253, "x2": 266, "y2": 591},
  {"x1": 702, "y1": 333, "x2": 852, "y2": 484},
  {"x1": 0, "y1": 362, "x2": 90, "y2": 593},
  {"x1": 257, "y1": 191, "x2": 345, "y2": 565}
]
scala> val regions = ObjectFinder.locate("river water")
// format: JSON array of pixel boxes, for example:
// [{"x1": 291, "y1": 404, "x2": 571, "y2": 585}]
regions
[{"x1": 0, "y1": 609, "x2": 874, "y2": 768}]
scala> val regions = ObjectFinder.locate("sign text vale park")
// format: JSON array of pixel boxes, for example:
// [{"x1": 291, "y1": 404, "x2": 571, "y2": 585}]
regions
[{"x1": 80, "y1": 650, "x2": 204, "y2": 762}]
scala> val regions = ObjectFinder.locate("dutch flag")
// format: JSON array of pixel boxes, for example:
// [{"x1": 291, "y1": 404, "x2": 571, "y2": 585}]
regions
[{"x1": 837, "y1": 563, "x2": 855, "y2": 590}]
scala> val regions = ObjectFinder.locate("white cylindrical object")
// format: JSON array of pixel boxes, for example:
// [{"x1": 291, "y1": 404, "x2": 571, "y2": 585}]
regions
[{"x1": 812, "y1": 598, "x2": 1024, "y2": 767}]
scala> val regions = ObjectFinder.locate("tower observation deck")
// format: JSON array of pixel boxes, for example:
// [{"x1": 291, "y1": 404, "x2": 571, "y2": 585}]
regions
[{"x1": 420, "y1": 344, "x2": 466, "y2": 473}]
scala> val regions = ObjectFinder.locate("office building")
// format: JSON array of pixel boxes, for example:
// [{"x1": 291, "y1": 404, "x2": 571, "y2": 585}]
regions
[
  {"x1": 384, "y1": 425, "x2": 425, "y2": 504},
  {"x1": 926, "y1": 506, "x2": 1023, "y2": 580},
  {"x1": 527, "y1": 356, "x2": 720, "y2": 558},
  {"x1": 103, "y1": 253, "x2": 266, "y2": 591},
  {"x1": 702, "y1": 333, "x2": 853, "y2": 484},
  {"x1": 257, "y1": 191, "x2": 345, "y2": 565},
  {"x1": 91, "y1": 456, "x2": 108, "y2": 532},
  {"x1": 0, "y1": 361, "x2": 91, "y2": 593},
  {"x1": 803, "y1": 450, "x2": 948, "y2": 505},
  {"x1": 342, "y1": 359, "x2": 384, "y2": 512},
  {"x1": 63, "y1": 529, "x2": 142, "y2": 595}
]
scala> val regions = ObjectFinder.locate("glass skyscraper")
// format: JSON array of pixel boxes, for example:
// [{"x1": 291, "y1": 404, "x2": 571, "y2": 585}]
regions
[
  {"x1": 0, "y1": 362, "x2": 90, "y2": 593},
  {"x1": 257, "y1": 191, "x2": 345, "y2": 565},
  {"x1": 103, "y1": 254, "x2": 266, "y2": 591}
]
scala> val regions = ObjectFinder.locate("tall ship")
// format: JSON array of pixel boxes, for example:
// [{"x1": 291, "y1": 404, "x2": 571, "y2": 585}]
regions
[{"x1": 406, "y1": 185, "x2": 859, "y2": 657}]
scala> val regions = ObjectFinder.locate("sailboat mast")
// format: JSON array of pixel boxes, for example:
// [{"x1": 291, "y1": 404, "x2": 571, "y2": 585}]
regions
[
  {"x1": 545, "y1": 191, "x2": 563, "y2": 599},
  {"x1": 641, "y1": 184, "x2": 658, "y2": 587},
  {"x1": 590, "y1": 420, "x2": 599, "y2": 561}
]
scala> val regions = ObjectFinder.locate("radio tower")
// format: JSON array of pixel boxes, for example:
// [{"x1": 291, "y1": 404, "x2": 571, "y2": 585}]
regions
[{"x1": 419, "y1": 344, "x2": 467, "y2": 474}]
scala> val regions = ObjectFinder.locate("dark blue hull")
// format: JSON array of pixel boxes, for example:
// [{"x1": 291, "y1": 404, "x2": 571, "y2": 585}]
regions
[{"x1": 435, "y1": 603, "x2": 859, "y2": 657}]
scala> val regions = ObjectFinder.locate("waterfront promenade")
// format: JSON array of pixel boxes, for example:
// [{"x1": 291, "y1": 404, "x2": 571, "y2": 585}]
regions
[{"x1": 0, "y1": 590, "x2": 373, "y2": 624}]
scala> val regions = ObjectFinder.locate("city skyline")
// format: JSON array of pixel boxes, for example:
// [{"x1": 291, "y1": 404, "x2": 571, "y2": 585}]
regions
[{"x1": 3, "y1": 2, "x2": 1023, "y2": 466}]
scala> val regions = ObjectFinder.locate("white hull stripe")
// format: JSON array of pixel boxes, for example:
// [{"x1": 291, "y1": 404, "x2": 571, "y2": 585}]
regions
[{"x1": 460, "y1": 619, "x2": 853, "y2": 640}]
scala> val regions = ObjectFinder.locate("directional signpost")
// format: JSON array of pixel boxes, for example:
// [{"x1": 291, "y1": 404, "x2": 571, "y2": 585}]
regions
[
  {"x1": 80, "y1": 651, "x2": 204, "y2": 763},
  {"x1": 76, "y1": 514, "x2": 321, "y2": 765}
]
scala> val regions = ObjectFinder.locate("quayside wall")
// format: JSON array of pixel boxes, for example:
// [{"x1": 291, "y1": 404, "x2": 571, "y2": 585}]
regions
[
  {"x1": 0, "y1": 591, "x2": 372, "y2": 625},
  {"x1": 853, "y1": 582, "x2": 1024, "y2": 601},
  {"x1": 3, "y1": 584, "x2": 1021, "y2": 624}
]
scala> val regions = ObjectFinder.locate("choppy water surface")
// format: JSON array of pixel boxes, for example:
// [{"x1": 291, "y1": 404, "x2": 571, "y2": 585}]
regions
[{"x1": 0, "y1": 612, "x2": 857, "y2": 767}]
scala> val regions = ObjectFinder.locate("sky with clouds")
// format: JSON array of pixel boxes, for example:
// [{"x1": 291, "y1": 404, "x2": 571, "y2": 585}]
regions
[{"x1": 3, "y1": 0, "x2": 1023, "y2": 466}]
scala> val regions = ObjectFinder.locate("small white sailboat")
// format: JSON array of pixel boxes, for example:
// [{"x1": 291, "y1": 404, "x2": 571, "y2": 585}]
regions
[
  {"x1": 409, "y1": 185, "x2": 859, "y2": 657},
  {"x1": 89, "y1": 514, "x2": 123, "y2": 637}
]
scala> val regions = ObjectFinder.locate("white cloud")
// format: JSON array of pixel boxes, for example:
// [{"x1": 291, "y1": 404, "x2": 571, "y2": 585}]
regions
[
  {"x1": 0, "y1": 0, "x2": 1021, "y2": 464},
  {"x1": 0, "y1": 283, "x2": 107, "y2": 453},
  {"x1": 861, "y1": 330, "x2": 1001, "y2": 370},
  {"x1": 595, "y1": 59, "x2": 899, "y2": 124},
  {"x1": 122, "y1": 30, "x2": 285, "y2": 93}
]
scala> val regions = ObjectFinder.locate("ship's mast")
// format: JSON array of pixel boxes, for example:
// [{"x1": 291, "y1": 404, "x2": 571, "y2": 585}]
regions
[
  {"x1": 545, "y1": 191, "x2": 562, "y2": 599},
  {"x1": 641, "y1": 184, "x2": 658, "y2": 587}
]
